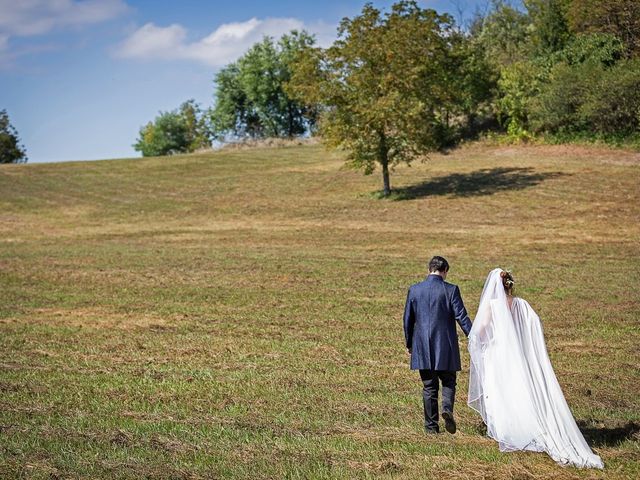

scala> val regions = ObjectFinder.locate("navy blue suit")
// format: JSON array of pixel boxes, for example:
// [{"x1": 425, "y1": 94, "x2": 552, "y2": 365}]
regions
[
  {"x1": 403, "y1": 275, "x2": 473, "y2": 370},
  {"x1": 403, "y1": 274, "x2": 473, "y2": 432}
]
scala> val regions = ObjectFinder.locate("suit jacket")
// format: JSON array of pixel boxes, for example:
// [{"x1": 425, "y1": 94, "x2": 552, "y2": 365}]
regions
[{"x1": 403, "y1": 274, "x2": 473, "y2": 371}]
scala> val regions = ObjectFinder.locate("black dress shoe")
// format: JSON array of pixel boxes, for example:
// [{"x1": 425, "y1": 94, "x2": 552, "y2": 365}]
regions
[
  {"x1": 425, "y1": 427, "x2": 439, "y2": 435},
  {"x1": 441, "y1": 411, "x2": 456, "y2": 434}
]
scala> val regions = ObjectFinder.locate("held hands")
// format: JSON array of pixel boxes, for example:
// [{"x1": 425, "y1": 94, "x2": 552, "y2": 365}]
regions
[{"x1": 407, "y1": 348, "x2": 412, "y2": 355}]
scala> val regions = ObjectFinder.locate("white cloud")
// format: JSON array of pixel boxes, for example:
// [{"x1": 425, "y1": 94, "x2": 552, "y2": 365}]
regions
[
  {"x1": 115, "y1": 22, "x2": 188, "y2": 59},
  {"x1": 114, "y1": 17, "x2": 336, "y2": 67},
  {"x1": 0, "y1": 0, "x2": 129, "y2": 68},
  {"x1": 0, "y1": 0, "x2": 129, "y2": 37}
]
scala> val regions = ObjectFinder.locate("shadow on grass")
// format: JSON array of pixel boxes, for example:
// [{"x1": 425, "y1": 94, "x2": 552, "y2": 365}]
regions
[
  {"x1": 390, "y1": 167, "x2": 566, "y2": 200},
  {"x1": 472, "y1": 420, "x2": 639, "y2": 448},
  {"x1": 577, "y1": 420, "x2": 640, "y2": 447},
  {"x1": 473, "y1": 421, "x2": 488, "y2": 437}
]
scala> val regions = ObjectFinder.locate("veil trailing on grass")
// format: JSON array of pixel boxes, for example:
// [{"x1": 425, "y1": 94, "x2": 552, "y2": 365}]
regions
[{"x1": 467, "y1": 268, "x2": 604, "y2": 469}]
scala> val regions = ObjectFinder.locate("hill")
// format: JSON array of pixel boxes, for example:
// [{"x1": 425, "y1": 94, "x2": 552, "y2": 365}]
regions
[{"x1": 0, "y1": 143, "x2": 638, "y2": 478}]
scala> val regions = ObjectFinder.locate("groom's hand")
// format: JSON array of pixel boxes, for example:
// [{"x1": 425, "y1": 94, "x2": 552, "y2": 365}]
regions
[{"x1": 406, "y1": 348, "x2": 412, "y2": 355}]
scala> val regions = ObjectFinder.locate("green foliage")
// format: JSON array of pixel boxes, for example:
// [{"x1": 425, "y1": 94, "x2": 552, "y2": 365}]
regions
[
  {"x1": 473, "y1": 2, "x2": 540, "y2": 140},
  {"x1": 134, "y1": 100, "x2": 211, "y2": 157},
  {"x1": 551, "y1": 32, "x2": 625, "y2": 66},
  {"x1": 210, "y1": 31, "x2": 317, "y2": 140},
  {"x1": 567, "y1": 0, "x2": 640, "y2": 57},
  {"x1": 489, "y1": 1, "x2": 639, "y2": 142},
  {"x1": 525, "y1": 0, "x2": 572, "y2": 56},
  {"x1": 447, "y1": 33, "x2": 499, "y2": 134},
  {"x1": 530, "y1": 39, "x2": 640, "y2": 137},
  {"x1": 209, "y1": 63, "x2": 260, "y2": 138},
  {"x1": 0, "y1": 109, "x2": 27, "y2": 164},
  {"x1": 581, "y1": 59, "x2": 640, "y2": 134},
  {"x1": 471, "y1": 0, "x2": 640, "y2": 144},
  {"x1": 288, "y1": 1, "x2": 461, "y2": 195},
  {"x1": 476, "y1": 1, "x2": 531, "y2": 68},
  {"x1": 496, "y1": 61, "x2": 540, "y2": 139},
  {"x1": 134, "y1": 113, "x2": 189, "y2": 157},
  {"x1": 529, "y1": 61, "x2": 595, "y2": 133},
  {"x1": 179, "y1": 100, "x2": 212, "y2": 152}
]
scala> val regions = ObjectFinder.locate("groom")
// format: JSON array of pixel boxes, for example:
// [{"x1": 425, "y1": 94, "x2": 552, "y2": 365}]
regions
[{"x1": 403, "y1": 256, "x2": 473, "y2": 434}]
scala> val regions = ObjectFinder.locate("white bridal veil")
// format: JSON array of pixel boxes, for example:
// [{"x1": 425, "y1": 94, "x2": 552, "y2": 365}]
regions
[{"x1": 468, "y1": 269, "x2": 604, "y2": 469}]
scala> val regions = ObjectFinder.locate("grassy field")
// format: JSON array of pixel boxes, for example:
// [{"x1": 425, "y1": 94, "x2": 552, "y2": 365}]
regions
[{"x1": 0, "y1": 142, "x2": 638, "y2": 479}]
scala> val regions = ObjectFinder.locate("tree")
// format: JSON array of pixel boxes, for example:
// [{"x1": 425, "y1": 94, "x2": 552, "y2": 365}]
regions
[
  {"x1": 209, "y1": 63, "x2": 260, "y2": 138},
  {"x1": 210, "y1": 31, "x2": 317, "y2": 141},
  {"x1": 287, "y1": 1, "x2": 456, "y2": 196},
  {"x1": 278, "y1": 31, "x2": 321, "y2": 135},
  {"x1": 0, "y1": 110, "x2": 27, "y2": 164},
  {"x1": 179, "y1": 100, "x2": 211, "y2": 152},
  {"x1": 495, "y1": 60, "x2": 540, "y2": 138},
  {"x1": 525, "y1": 0, "x2": 572, "y2": 56},
  {"x1": 134, "y1": 100, "x2": 211, "y2": 157},
  {"x1": 476, "y1": 1, "x2": 531, "y2": 68},
  {"x1": 446, "y1": 32, "x2": 499, "y2": 135}
]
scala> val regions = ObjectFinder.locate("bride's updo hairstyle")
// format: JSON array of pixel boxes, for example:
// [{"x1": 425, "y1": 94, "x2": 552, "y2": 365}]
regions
[{"x1": 500, "y1": 270, "x2": 515, "y2": 295}]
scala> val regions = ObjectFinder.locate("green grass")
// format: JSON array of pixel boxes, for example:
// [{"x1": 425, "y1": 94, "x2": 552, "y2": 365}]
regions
[{"x1": 1, "y1": 142, "x2": 638, "y2": 479}]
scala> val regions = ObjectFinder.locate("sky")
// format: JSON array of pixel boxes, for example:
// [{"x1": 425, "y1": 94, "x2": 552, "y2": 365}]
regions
[{"x1": 1, "y1": 0, "x2": 491, "y2": 163}]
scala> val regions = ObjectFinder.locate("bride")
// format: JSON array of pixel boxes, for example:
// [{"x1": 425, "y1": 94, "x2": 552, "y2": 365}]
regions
[{"x1": 467, "y1": 268, "x2": 604, "y2": 469}]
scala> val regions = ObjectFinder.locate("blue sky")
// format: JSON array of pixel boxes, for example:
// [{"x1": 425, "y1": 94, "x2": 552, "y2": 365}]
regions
[{"x1": 1, "y1": 1, "x2": 490, "y2": 163}]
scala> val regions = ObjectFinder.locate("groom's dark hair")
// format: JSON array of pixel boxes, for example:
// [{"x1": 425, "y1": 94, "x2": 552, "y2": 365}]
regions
[{"x1": 428, "y1": 256, "x2": 449, "y2": 273}]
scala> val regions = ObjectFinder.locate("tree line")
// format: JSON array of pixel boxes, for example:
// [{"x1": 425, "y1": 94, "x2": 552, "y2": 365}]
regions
[
  {"x1": 134, "y1": 0, "x2": 640, "y2": 196},
  {"x1": 132, "y1": 31, "x2": 318, "y2": 158}
]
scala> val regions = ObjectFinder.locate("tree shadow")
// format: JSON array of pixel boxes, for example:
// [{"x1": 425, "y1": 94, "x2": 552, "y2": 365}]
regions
[
  {"x1": 391, "y1": 167, "x2": 566, "y2": 200},
  {"x1": 576, "y1": 420, "x2": 640, "y2": 447}
]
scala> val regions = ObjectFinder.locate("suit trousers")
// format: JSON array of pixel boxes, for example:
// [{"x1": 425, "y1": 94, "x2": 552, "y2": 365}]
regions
[{"x1": 419, "y1": 369, "x2": 456, "y2": 432}]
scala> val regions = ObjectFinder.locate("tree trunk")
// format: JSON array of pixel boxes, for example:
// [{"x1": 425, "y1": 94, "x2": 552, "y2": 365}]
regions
[
  {"x1": 379, "y1": 130, "x2": 391, "y2": 197},
  {"x1": 382, "y1": 160, "x2": 391, "y2": 197},
  {"x1": 287, "y1": 103, "x2": 294, "y2": 138}
]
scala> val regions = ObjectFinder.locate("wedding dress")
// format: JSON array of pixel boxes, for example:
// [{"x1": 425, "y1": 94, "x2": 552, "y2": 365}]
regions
[{"x1": 467, "y1": 269, "x2": 604, "y2": 469}]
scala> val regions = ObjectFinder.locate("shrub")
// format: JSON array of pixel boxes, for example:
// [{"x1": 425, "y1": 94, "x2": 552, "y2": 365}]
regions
[
  {"x1": 134, "y1": 100, "x2": 211, "y2": 157},
  {"x1": 496, "y1": 61, "x2": 540, "y2": 139},
  {"x1": 531, "y1": 59, "x2": 640, "y2": 137},
  {"x1": 529, "y1": 61, "x2": 598, "y2": 133},
  {"x1": 581, "y1": 59, "x2": 640, "y2": 135}
]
